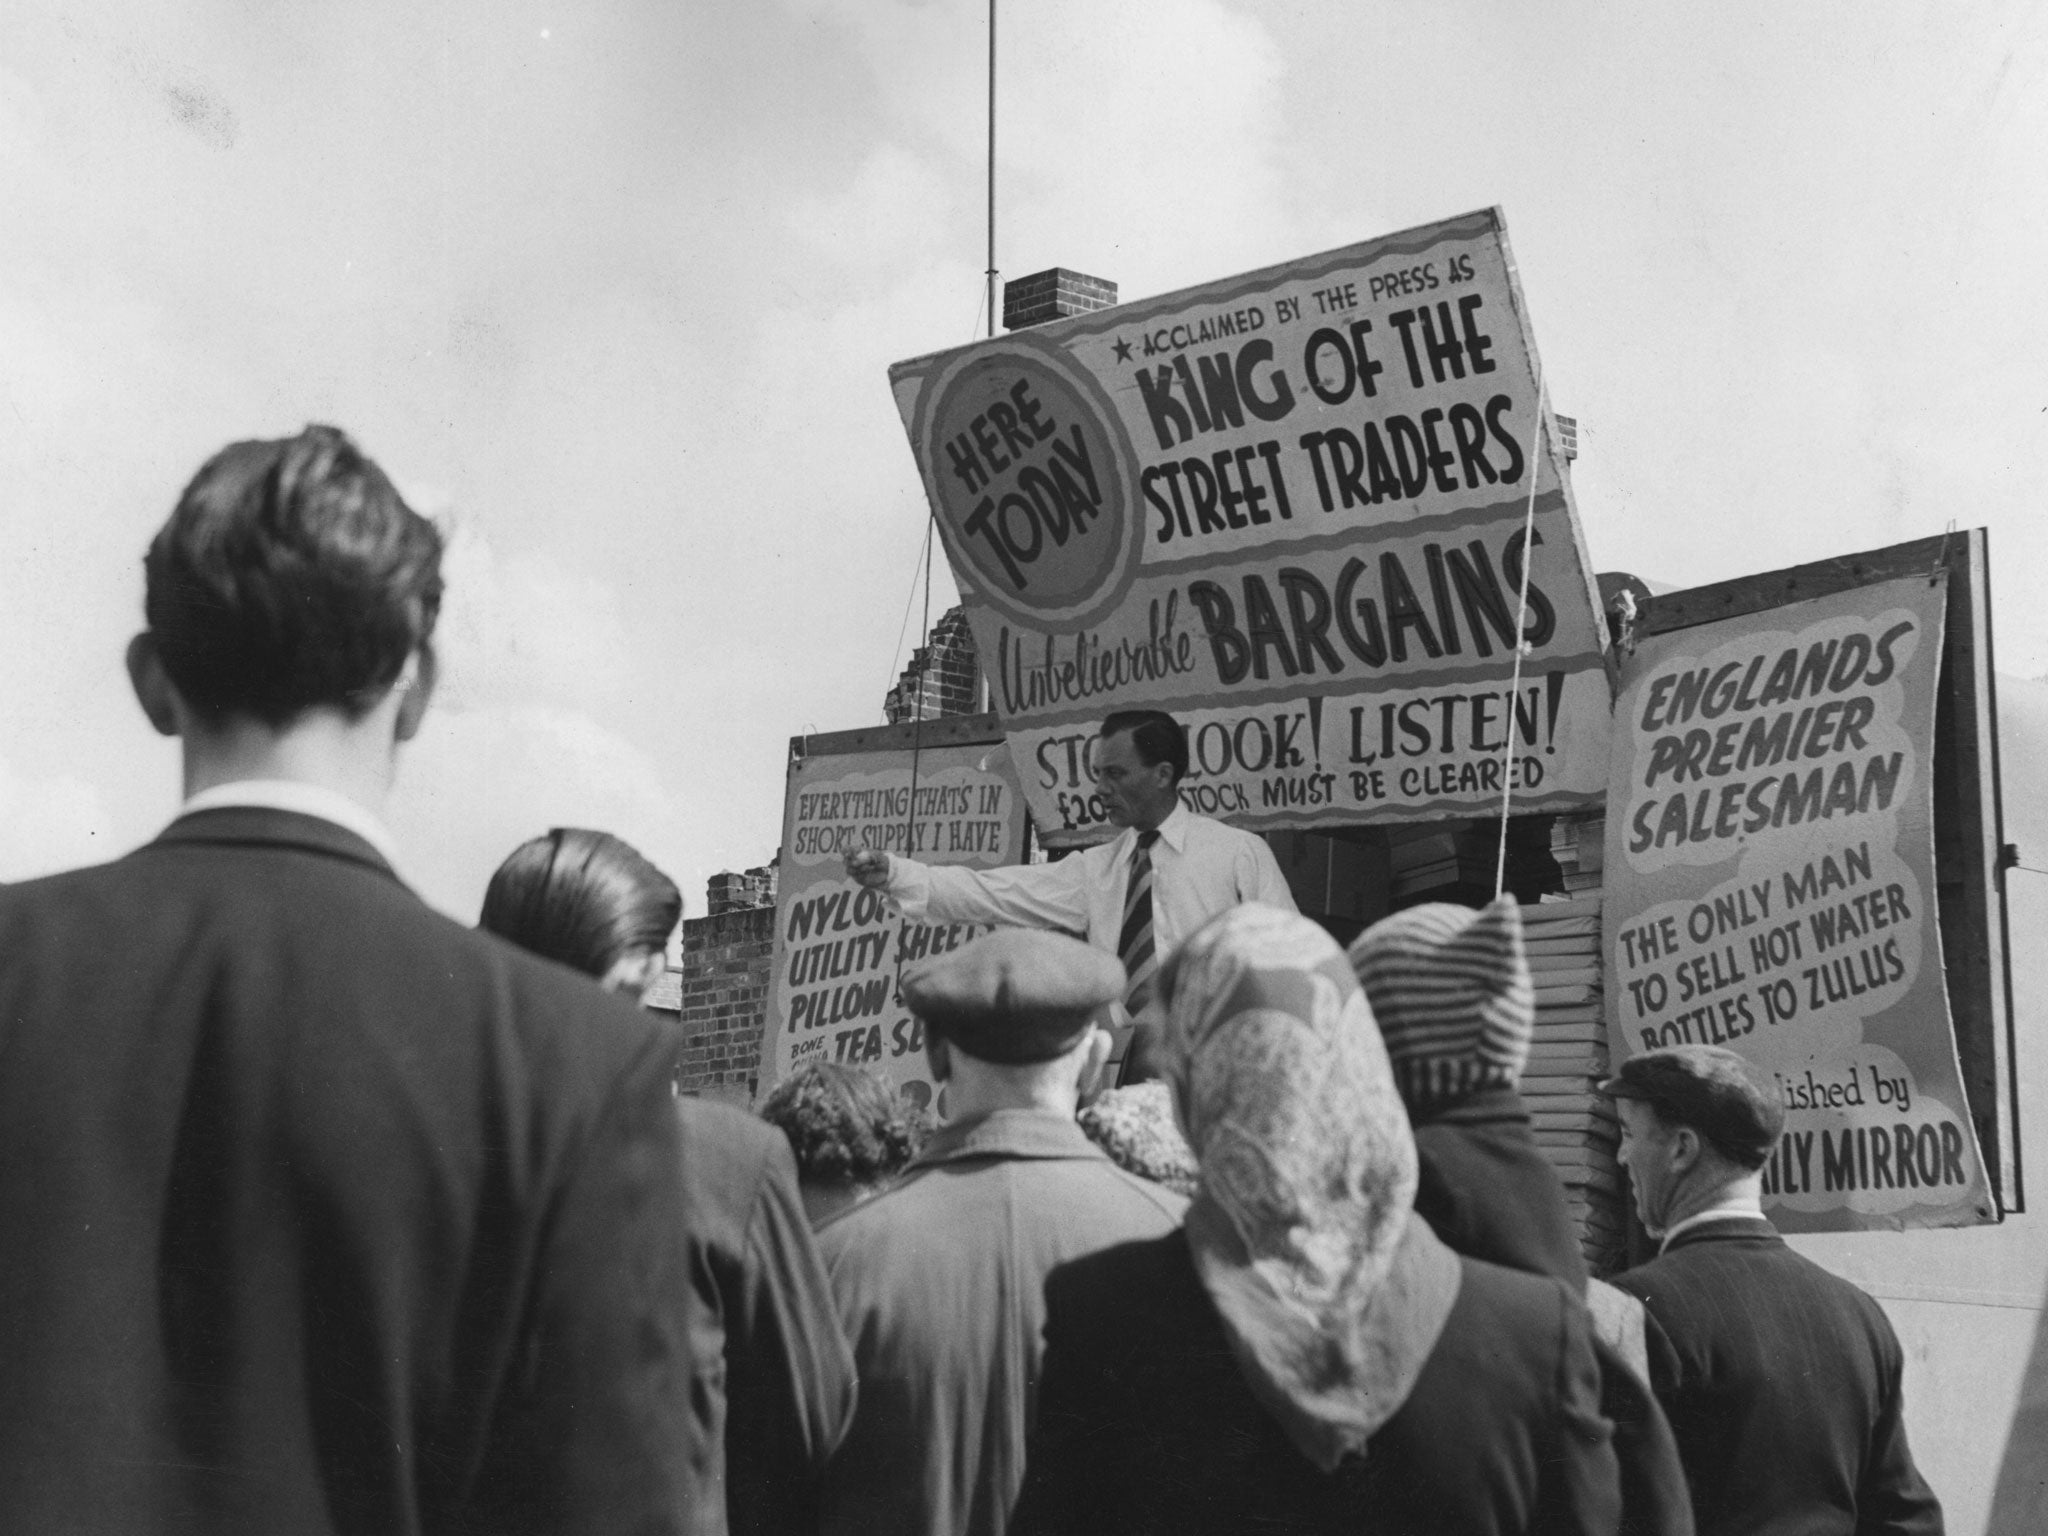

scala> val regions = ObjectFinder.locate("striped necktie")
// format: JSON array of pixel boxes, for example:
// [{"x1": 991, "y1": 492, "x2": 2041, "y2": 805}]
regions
[{"x1": 1118, "y1": 829, "x2": 1162, "y2": 1015}]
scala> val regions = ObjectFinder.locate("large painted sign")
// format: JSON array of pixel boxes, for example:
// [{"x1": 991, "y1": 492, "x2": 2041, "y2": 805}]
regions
[
  {"x1": 889, "y1": 208, "x2": 1611, "y2": 835},
  {"x1": 1602, "y1": 575, "x2": 1994, "y2": 1230},
  {"x1": 761, "y1": 741, "x2": 1027, "y2": 1111}
]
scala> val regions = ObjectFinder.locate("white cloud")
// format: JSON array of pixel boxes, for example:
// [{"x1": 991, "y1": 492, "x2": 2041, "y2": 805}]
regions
[
  {"x1": 390, "y1": 701, "x2": 693, "y2": 924},
  {"x1": 431, "y1": 524, "x2": 638, "y2": 712},
  {"x1": 786, "y1": 144, "x2": 956, "y2": 269},
  {"x1": 787, "y1": 0, "x2": 1306, "y2": 297},
  {"x1": 382, "y1": 523, "x2": 698, "y2": 921}
]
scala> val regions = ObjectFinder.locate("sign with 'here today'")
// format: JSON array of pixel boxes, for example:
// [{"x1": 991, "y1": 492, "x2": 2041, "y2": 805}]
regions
[{"x1": 888, "y1": 208, "x2": 1611, "y2": 838}]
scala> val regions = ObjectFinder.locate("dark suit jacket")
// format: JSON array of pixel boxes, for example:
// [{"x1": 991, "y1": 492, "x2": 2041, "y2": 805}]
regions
[
  {"x1": 0, "y1": 809, "x2": 700, "y2": 1535},
  {"x1": 673, "y1": 1102, "x2": 856, "y2": 1536},
  {"x1": 1611, "y1": 1217, "x2": 1943, "y2": 1536},
  {"x1": 1413, "y1": 1091, "x2": 1689, "y2": 1536},
  {"x1": 1011, "y1": 1230, "x2": 1621, "y2": 1536},
  {"x1": 1413, "y1": 1087, "x2": 1590, "y2": 1289}
]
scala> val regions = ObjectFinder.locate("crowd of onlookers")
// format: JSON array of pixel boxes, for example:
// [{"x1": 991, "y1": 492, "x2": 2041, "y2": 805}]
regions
[
  {"x1": 473, "y1": 756, "x2": 1945, "y2": 1536},
  {"x1": 0, "y1": 424, "x2": 1950, "y2": 1534}
]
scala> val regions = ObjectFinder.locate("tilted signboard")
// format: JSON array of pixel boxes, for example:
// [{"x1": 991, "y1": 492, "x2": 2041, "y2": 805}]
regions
[
  {"x1": 760, "y1": 739, "x2": 1026, "y2": 1112},
  {"x1": 889, "y1": 208, "x2": 1611, "y2": 835},
  {"x1": 1602, "y1": 574, "x2": 1994, "y2": 1230}
]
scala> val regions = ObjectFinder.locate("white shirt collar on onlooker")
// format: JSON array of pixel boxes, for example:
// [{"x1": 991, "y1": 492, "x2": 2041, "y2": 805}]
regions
[
  {"x1": 179, "y1": 779, "x2": 402, "y2": 870},
  {"x1": 1657, "y1": 1190, "x2": 1766, "y2": 1253}
]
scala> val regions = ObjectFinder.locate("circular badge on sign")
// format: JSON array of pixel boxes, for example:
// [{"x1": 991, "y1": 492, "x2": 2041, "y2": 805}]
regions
[{"x1": 913, "y1": 335, "x2": 1141, "y2": 632}]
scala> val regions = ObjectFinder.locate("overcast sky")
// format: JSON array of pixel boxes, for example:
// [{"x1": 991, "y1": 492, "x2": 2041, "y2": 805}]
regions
[{"x1": 3, "y1": 0, "x2": 2043, "y2": 919}]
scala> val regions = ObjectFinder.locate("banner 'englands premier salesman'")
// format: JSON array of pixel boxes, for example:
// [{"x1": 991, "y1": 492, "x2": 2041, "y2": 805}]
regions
[
  {"x1": 888, "y1": 208, "x2": 1612, "y2": 834},
  {"x1": 1600, "y1": 575, "x2": 1994, "y2": 1231}
]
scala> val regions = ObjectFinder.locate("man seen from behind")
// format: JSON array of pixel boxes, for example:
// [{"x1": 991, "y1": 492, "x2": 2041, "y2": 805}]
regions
[
  {"x1": 816, "y1": 928, "x2": 1187, "y2": 1536},
  {"x1": 0, "y1": 426, "x2": 701, "y2": 1534},
  {"x1": 1606, "y1": 1044, "x2": 1943, "y2": 1536}
]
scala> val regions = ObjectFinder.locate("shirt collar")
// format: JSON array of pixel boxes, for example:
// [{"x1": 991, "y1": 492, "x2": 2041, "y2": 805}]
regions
[
  {"x1": 911, "y1": 1107, "x2": 1106, "y2": 1168},
  {"x1": 1658, "y1": 1191, "x2": 1766, "y2": 1253},
  {"x1": 179, "y1": 780, "x2": 401, "y2": 871},
  {"x1": 1149, "y1": 801, "x2": 1193, "y2": 853}
]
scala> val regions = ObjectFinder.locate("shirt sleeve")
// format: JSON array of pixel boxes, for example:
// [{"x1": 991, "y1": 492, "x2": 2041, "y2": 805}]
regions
[
  {"x1": 725, "y1": 1136, "x2": 860, "y2": 1536},
  {"x1": 887, "y1": 852, "x2": 1095, "y2": 936},
  {"x1": 1237, "y1": 829, "x2": 1298, "y2": 911}
]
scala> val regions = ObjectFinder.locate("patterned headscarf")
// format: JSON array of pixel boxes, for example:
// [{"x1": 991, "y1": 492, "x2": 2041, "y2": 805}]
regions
[
  {"x1": 1159, "y1": 904, "x2": 1462, "y2": 1472},
  {"x1": 1348, "y1": 897, "x2": 1533, "y2": 1114}
]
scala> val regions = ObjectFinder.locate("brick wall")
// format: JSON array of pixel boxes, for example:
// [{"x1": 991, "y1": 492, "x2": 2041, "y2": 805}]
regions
[
  {"x1": 884, "y1": 605, "x2": 983, "y2": 723},
  {"x1": 675, "y1": 903, "x2": 775, "y2": 1102}
]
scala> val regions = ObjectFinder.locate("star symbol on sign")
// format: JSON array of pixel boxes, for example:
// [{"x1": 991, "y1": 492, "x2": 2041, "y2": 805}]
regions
[{"x1": 1112, "y1": 335, "x2": 1132, "y2": 363}]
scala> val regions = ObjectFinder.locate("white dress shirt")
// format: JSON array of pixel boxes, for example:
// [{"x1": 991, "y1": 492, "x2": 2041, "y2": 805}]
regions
[
  {"x1": 1656, "y1": 1190, "x2": 1767, "y2": 1253},
  {"x1": 179, "y1": 779, "x2": 402, "y2": 869},
  {"x1": 884, "y1": 803, "x2": 1296, "y2": 963}
]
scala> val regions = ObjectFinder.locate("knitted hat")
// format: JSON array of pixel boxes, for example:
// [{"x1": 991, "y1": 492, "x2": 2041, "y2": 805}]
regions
[{"x1": 1346, "y1": 896, "x2": 1533, "y2": 1112}]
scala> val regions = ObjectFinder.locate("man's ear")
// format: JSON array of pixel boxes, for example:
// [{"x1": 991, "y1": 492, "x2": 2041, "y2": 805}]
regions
[
  {"x1": 924, "y1": 1032, "x2": 951, "y2": 1084},
  {"x1": 1669, "y1": 1124, "x2": 1703, "y2": 1177},
  {"x1": 1074, "y1": 1024, "x2": 1114, "y2": 1106},
  {"x1": 126, "y1": 634, "x2": 182, "y2": 738},
  {"x1": 394, "y1": 643, "x2": 437, "y2": 743}
]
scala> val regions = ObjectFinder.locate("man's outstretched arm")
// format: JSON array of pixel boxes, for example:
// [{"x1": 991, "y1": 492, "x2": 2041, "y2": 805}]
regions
[{"x1": 845, "y1": 846, "x2": 1096, "y2": 936}]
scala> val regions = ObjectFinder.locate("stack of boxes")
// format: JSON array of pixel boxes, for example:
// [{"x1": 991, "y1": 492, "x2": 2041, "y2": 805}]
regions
[
  {"x1": 1549, "y1": 813, "x2": 1605, "y2": 894},
  {"x1": 1519, "y1": 820, "x2": 1627, "y2": 1272}
]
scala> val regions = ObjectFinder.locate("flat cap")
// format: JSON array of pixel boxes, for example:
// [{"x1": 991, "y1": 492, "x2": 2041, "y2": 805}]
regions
[
  {"x1": 903, "y1": 928, "x2": 1125, "y2": 1064},
  {"x1": 1599, "y1": 1044, "x2": 1785, "y2": 1168}
]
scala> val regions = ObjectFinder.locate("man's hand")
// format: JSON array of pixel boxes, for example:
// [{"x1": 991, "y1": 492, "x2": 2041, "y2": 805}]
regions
[{"x1": 844, "y1": 847, "x2": 892, "y2": 889}]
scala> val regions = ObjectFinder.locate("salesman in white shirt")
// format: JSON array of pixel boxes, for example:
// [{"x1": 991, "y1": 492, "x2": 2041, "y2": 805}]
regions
[{"x1": 844, "y1": 709, "x2": 1296, "y2": 1080}]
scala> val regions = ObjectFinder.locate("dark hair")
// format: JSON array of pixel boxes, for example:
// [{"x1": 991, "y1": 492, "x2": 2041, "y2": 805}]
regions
[
  {"x1": 144, "y1": 424, "x2": 444, "y2": 725},
  {"x1": 479, "y1": 828, "x2": 683, "y2": 979},
  {"x1": 758, "y1": 1063, "x2": 932, "y2": 1188},
  {"x1": 1100, "y1": 709, "x2": 1187, "y2": 783}
]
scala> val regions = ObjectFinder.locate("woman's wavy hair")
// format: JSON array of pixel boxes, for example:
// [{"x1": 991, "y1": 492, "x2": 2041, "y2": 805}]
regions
[{"x1": 758, "y1": 1063, "x2": 932, "y2": 1188}]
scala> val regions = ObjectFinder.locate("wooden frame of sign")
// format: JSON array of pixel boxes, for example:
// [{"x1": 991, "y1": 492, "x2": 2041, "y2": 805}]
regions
[
  {"x1": 791, "y1": 711, "x2": 1007, "y2": 763},
  {"x1": 1633, "y1": 530, "x2": 2021, "y2": 1212}
]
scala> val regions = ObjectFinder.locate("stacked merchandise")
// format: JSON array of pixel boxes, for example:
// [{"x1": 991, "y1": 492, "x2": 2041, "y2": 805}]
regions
[
  {"x1": 1518, "y1": 858, "x2": 1628, "y2": 1273},
  {"x1": 1388, "y1": 826, "x2": 1504, "y2": 908},
  {"x1": 1549, "y1": 814, "x2": 1605, "y2": 895},
  {"x1": 1389, "y1": 831, "x2": 1465, "y2": 904}
]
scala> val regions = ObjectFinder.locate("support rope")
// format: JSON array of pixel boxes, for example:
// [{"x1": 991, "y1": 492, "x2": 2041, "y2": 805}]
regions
[{"x1": 1493, "y1": 366, "x2": 1550, "y2": 900}]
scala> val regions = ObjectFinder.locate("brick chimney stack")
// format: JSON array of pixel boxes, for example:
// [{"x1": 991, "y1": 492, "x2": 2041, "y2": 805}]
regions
[
  {"x1": 884, "y1": 605, "x2": 983, "y2": 724},
  {"x1": 1003, "y1": 268, "x2": 1117, "y2": 330}
]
